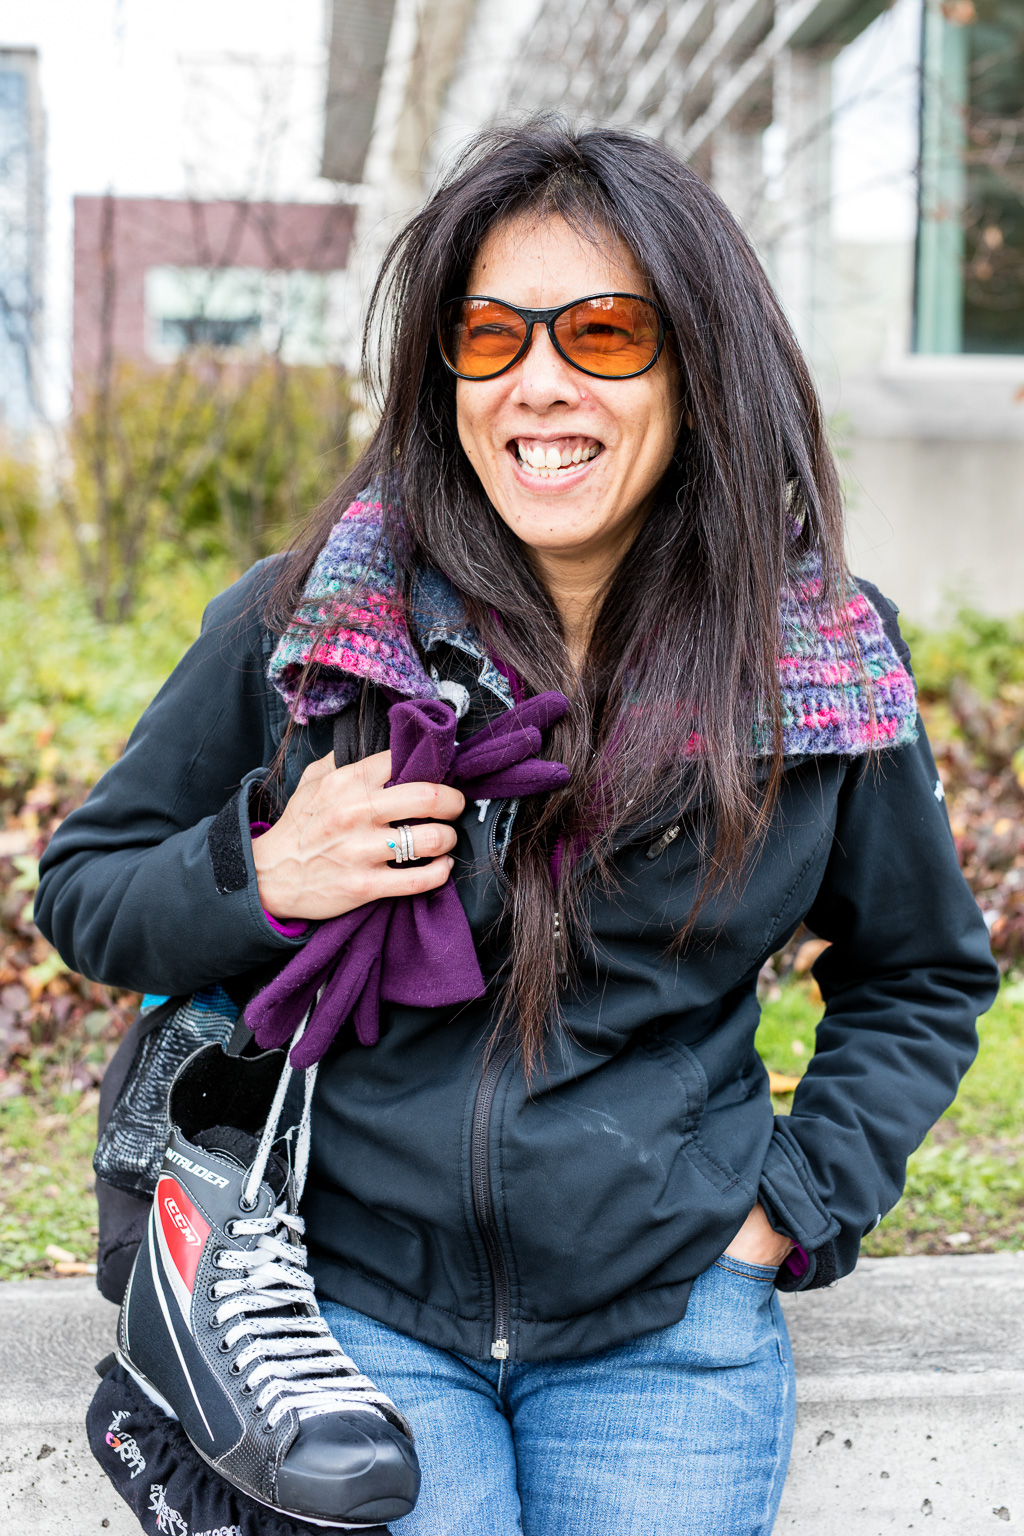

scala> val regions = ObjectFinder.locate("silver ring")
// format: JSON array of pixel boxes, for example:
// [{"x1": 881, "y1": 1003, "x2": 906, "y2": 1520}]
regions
[{"x1": 388, "y1": 825, "x2": 416, "y2": 864}]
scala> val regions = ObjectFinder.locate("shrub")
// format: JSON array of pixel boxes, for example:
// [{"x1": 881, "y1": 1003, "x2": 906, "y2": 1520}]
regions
[
  {"x1": 0, "y1": 445, "x2": 43, "y2": 553},
  {"x1": 67, "y1": 357, "x2": 354, "y2": 620},
  {"x1": 904, "y1": 609, "x2": 1024, "y2": 700},
  {"x1": 0, "y1": 554, "x2": 231, "y2": 814}
]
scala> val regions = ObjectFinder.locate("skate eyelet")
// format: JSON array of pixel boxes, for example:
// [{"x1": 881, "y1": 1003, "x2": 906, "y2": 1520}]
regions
[
  {"x1": 207, "y1": 1285, "x2": 220, "y2": 1302},
  {"x1": 217, "y1": 1337, "x2": 232, "y2": 1351},
  {"x1": 229, "y1": 1361, "x2": 242, "y2": 1374},
  {"x1": 251, "y1": 1403, "x2": 265, "y2": 1416},
  {"x1": 239, "y1": 1195, "x2": 258, "y2": 1212}
]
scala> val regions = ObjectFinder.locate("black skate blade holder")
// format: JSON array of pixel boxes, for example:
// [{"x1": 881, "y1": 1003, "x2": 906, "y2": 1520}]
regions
[{"x1": 89, "y1": 1356, "x2": 395, "y2": 1533}]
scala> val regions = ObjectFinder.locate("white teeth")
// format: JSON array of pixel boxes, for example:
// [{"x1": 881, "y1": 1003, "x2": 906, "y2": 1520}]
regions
[{"x1": 515, "y1": 440, "x2": 602, "y2": 473}]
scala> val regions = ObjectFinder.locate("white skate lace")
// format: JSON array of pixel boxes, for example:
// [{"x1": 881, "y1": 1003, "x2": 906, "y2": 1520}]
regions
[{"x1": 207, "y1": 1011, "x2": 402, "y2": 1434}]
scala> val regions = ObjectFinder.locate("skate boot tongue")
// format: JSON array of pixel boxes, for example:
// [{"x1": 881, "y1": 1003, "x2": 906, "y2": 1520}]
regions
[
  {"x1": 193, "y1": 1125, "x2": 289, "y2": 1199},
  {"x1": 192, "y1": 1125, "x2": 303, "y2": 1331}
]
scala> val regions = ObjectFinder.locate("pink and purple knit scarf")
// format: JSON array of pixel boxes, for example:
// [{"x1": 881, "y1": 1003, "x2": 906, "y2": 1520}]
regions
[{"x1": 268, "y1": 492, "x2": 918, "y2": 759}]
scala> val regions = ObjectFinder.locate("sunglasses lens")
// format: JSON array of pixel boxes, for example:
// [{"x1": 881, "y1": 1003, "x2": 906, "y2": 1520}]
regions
[
  {"x1": 554, "y1": 296, "x2": 661, "y2": 376},
  {"x1": 438, "y1": 299, "x2": 528, "y2": 377}
]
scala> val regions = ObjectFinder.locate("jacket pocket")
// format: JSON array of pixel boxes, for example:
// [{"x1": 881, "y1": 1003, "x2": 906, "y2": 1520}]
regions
[
  {"x1": 640, "y1": 1036, "x2": 757, "y2": 1200},
  {"x1": 502, "y1": 1036, "x2": 747, "y2": 1319}
]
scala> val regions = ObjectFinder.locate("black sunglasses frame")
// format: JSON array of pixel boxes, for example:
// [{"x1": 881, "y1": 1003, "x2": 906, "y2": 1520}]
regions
[{"x1": 437, "y1": 291, "x2": 673, "y2": 382}]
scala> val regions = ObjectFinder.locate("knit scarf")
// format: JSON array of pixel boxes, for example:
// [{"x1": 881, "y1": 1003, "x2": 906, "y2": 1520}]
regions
[{"x1": 268, "y1": 492, "x2": 918, "y2": 758}]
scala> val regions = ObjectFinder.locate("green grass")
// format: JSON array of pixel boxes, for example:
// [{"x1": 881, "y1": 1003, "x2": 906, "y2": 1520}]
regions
[
  {"x1": 0, "y1": 981, "x2": 1020, "y2": 1280},
  {"x1": 0, "y1": 1089, "x2": 100, "y2": 1280},
  {"x1": 756, "y1": 978, "x2": 1024, "y2": 1255},
  {"x1": 0, "y1": 550, "x2": 233, "y2": 1278},
  {"x1": 0, "y1": 551, "x2": 232, "y2": 804}
]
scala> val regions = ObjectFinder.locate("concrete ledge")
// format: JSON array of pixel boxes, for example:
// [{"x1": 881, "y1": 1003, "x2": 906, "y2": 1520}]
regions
[
  {"x1": 0, "y1": 1280, "x2": 137, "y2": 1534},
  {"x1": 2, "y1": 1257, "x2": 1022, "y2": 1533},
  {"x1": 777, "y1": 1254, "x2": 1024, "y2": 1531}
]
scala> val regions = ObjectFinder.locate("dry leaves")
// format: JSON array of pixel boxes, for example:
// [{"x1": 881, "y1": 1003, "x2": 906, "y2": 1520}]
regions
[
  {"x1": 0, "y1": 675, "x2": 1019, "y2": 1104},
  {"x1": 768, "y1": 1071, "x2": 803, "y2": 1094},
  {"x1": 930, "y1": 681, "x2": 1024, "y2": 968},
  {"x1": 0, "y1": 777, "x2": 136, "y2": 1098}
]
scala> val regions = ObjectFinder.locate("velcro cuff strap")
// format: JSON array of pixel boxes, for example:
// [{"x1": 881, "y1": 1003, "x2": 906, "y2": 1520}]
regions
[
  {"x1": 208, "y1": 775, "x2": 274, "y2": 894},
  {"x1": 758, "y1": 1126, "x2": 841, "y2": 1253},
  {"x1": 773, "y1": 1238, "x2": 840, "y2": 1292}
]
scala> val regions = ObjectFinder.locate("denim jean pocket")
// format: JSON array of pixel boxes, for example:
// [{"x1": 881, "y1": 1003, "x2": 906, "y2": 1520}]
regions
[{"x1": 713, "y1": 1255, "x2": 779, "y2": 1284}]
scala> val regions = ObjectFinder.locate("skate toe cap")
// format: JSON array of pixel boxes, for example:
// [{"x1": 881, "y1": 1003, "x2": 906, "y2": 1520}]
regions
[{"x1": 277, "y1": 1411, "x2": 420, "y2": 1522}]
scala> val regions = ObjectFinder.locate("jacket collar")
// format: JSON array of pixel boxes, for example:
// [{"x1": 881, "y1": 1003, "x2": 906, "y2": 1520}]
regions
[
  {"x1": 268, "y1": 492, "x2": 917, "y2": 756},
  {"x1": 268, "y1": 495, "x2": 512, "y2": 721}
]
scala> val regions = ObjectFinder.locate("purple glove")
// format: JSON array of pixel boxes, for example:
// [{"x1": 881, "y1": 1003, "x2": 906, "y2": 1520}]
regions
[{"x1": 245, "y1": 691, "x2": 569, "y2": 1067}]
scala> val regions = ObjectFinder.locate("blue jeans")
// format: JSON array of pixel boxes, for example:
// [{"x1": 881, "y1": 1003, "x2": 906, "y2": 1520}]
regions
[{"x1": 320, "y1": 1255, "x2": 795, "y2": 1535}]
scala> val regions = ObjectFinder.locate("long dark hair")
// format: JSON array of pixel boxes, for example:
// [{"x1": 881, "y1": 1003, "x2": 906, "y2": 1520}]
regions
[{"x1": 270, "y1": 118, "x2": 849, "y2": 1072}]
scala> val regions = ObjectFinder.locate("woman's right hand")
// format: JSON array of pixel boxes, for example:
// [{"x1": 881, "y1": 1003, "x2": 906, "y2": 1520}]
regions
[{"x1": 251, "y1": 749, "x2": 466, "y2": 923}]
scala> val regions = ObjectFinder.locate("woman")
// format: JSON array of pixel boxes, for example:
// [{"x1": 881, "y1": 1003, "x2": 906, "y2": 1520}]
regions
[{"x1": 38, "y1": 121, "x2": 998, "y2": 1534}]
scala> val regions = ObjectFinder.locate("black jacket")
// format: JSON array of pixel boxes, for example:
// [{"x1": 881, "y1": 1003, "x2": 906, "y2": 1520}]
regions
[{"x1": 36, "y1": 562, "x2": 999, "y2": 1361}]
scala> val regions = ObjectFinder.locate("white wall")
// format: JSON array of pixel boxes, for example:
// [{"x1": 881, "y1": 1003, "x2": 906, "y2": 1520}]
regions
[
  {"x1": 824, "y1": 0, "x2": 1024, "y2": 621},
  {"x1": 846, "y1": 436, "x2": 1024, "y2": 619}
]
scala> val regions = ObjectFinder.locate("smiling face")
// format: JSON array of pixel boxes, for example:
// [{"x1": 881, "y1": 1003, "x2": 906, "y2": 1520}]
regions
[{"x1": 454, "y1": 214, "x2": 681, "y2": 644}]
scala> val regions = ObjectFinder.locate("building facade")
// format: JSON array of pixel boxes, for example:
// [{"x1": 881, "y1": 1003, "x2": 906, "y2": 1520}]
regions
[
  {"x1": 72, "y1": 197, "x2": 355, "y2": 411},
  {"x1": 0, "y1": 47, "x2": 45, "y2": 435},
  {"x1": 322, "y1": 0, "x2": 1024, "y2": 620}
]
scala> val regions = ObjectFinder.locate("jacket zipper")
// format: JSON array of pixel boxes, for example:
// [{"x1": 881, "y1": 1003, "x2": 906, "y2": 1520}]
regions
[
  {"x1": 476, "y1": 796, "x2": 563, "y2": 1357},
  {"x1": 553, "y1": 909, "x2": 567, "y2": 978},
  {"x1": 470, "y1": 1041, "x2": 515, "y2": 1361},
  {"x1": 487, "y1": 798, "x2": 515, "y2": 891},
  {"x1": 645, "y1": 823, "x2": 680, "y2": 861}
]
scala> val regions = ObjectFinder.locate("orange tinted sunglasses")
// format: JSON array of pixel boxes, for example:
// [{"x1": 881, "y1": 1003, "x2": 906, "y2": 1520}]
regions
[{"x1": 437, "y1": 292, "x2": 672, "y2": 381}]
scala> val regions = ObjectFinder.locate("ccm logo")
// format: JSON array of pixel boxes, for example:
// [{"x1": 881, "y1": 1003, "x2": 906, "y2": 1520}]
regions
[{"x1": 163, "y1": 1195, "x2": 202, "y2": 1248}]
